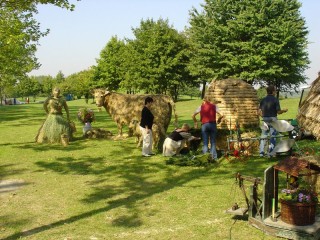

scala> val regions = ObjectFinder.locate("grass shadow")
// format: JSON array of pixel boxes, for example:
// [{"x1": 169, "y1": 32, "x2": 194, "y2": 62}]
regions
[
  {"x1": 2, "y1": 99, "x2": 320, "y2": 240},
  {"x1": 2, "y1": 163, "x2": 216, "y2": 239},
  {"x1": 0, "y1": 164, "x2": 27, "y2": 179}
]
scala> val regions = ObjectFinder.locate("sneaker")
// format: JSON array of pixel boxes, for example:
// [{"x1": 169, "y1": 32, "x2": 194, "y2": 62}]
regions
[
  {"x1": 148, "y1": 153, "x2": 155, "y2": 155},
  {"x1": 259, "y1": 152, "x2": 264, "y2": 157},
  {"x1": 142, "y1": 154, "x2": 151, "y2": 157}
]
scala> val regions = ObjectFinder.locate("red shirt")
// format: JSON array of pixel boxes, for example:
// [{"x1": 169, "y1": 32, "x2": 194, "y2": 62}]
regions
[{"x1": 200, "y1": 101, "x2": 217, "y2": 124}]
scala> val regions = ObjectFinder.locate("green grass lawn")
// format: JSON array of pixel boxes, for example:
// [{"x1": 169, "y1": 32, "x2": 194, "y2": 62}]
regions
[{"x1": 0, "y1": 97, "x2": 319, "y2": 240}]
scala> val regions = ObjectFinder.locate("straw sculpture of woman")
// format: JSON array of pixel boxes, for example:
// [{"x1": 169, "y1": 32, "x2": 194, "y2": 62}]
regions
[{"x1": 35, "y1": 87, "x2": 72, "y2": 144}]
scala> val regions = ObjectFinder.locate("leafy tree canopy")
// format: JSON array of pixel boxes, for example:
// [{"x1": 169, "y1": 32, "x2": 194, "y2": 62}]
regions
[
  {"x1": 131, "y1": 18, "x2": 192, "y2": 96},
  {"x1": 94, "y1": 18, "x2": 194, "y2": 100},
  {"x1": 0, "y1": 0, "x2": 79, "y2": 103},
  {"x1": 16, "y1": 76, "x2": 42, "y2": 99},
  {"x1": 188, "y1": 0, "x2": 309, "y2": 93},
  {"x1": 94, "y1": 36, "x2": 127, "y2": 90},
  {"x1": 0, "y1": 8, "x2": 45, "y2": 101},
  {"x1": 62, "y1": 68, "x2": 94, "y2": 97},
  {"x1": 0, "y1": 0, "x2": 78, "y2": 11}
]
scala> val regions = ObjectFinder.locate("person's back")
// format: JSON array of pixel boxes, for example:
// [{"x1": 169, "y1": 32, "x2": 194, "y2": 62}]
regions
[
  {"x1": 200, "y1": 101, "x2": 216, "y2": 124},
  {"x1": 260, "y1": 95, "x2": 279, "y2": 118},
  {"x1": 192, "y1": 97, "x2": 223, "y2": 161},
  {"x1": 168, "y1": 130, "x2": 185, "y2": 141},
  {"x1": 163, "y1": 123, "x2": 197, "y2": 157},
  {"x1": 259, "y1": 85, "x2": 287, "y2": 157}
]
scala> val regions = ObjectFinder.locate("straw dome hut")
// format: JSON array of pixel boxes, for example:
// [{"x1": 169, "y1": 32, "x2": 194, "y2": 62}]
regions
[
  {"x1": 205, "y1": 79, "x2": 260, "y2": 130},
  {"x1": 297, "y1": 76, "x2": 320, "y2": 140}
]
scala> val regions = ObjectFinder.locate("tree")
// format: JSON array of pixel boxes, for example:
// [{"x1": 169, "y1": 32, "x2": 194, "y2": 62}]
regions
[
  {"x1": 94, "y1": 19, "x2": 194, "y2": 100},
  {"x1": 94, "y1": 37, "x2": 142, "y2": 93},
  {"x1": 94, "y1": 36, "x2": 127, "y2": 90},
  {"x1": 0, "y1": 8, "x2": 45, "y2": 104},
  {"x1": 39, "y1": 75, "x2": 56, "y2": 95},
  {"x1": 16, "y1": 76, "x2": 42, "y2": 101},
  {"x1": 0, "y1": 0, "x2": 79, "y2": 104},
  {"x1": 55, "y1": 70, "x2": 65, "y2": 83},
  {"x1": 180, "y1": 85, "x2": 201, "y2": 99},
  {"x1": 131, "y1": 18, "x2": 193, "y2": 99},
  {"x1": 188, "y1": 0, "x2": 309, "y2": 94},
  {"x1": 63, "y1": 68, "x2": 94, "y2": 98},
  {"x1": 118, "y1": 40, "x2": 142, "y2": 94},
  {"x1": 0, "y1": 0, "x2": 77, "y2": 11}
]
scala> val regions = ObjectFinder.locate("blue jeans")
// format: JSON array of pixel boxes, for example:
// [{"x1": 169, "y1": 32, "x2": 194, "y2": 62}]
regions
[
  {"x1": 259, "y1": 117, "x2": 278, "y2": 155},
  {"x1": 201, "y1": 122, "x2": 217, "y2": 159}
]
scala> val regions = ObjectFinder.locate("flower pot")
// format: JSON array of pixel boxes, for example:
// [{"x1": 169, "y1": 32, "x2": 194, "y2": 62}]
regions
[{"x1": 280, "y1": 199, "x2": 316, "y2": 226}]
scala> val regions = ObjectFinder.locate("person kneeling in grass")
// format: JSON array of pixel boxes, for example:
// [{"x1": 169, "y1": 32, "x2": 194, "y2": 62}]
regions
[{"x1": 163, "y1": 123, "x2": 200, "y2": 157}]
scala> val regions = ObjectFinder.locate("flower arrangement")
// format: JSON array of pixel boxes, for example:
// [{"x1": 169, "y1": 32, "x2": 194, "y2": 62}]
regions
[
  {"x1": 77, "y1": 108, "x2": 95, "y2": 124},
  {"x1": 280, "y1": 188, "x2": 318, "y2": 204},
  {"x1": 280, "y1": 176, "x2": 318, "y2": 204}
]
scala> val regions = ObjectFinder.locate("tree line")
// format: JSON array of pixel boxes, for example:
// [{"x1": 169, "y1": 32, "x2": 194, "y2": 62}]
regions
[{"x1": 0, "y1": 0, "x2": 309, "y2": 104}]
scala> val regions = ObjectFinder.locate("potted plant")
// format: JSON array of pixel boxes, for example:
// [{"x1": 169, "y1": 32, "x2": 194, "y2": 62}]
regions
[{"x1": 280, "y1": 177, "x2": 318, "y2": 226}]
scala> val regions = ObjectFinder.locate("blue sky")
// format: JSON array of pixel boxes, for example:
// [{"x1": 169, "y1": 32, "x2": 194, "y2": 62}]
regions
[{"x1": 30, "y1": 0, "x2": 319, "y2": 85}]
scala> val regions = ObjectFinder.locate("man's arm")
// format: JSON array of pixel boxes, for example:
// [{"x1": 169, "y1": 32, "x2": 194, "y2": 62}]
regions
[
  {"x1": 277, "y1": 109, "x2": 288, "y2": 114},
  {"x1": 276, "y1": 98, "x2": 287, "y2": 115}
]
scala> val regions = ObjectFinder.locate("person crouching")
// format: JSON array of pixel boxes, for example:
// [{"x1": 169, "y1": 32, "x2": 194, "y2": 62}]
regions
[{"x1": 163, "y1": 123, "x2": 200, "y2": 157}]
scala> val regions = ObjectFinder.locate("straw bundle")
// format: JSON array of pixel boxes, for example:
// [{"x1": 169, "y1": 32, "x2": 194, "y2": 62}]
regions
[
  {"x1": 205, "y1": 79, "x2": 260, "y2": 130},
  {"x1": 297, "y1": 76, "x2": 320, "y2": 140}
]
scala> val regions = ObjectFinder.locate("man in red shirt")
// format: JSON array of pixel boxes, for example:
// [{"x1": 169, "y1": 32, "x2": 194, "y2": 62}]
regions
[{"x1": 192, "y1": 97, "x2": 224, "y2": 161}]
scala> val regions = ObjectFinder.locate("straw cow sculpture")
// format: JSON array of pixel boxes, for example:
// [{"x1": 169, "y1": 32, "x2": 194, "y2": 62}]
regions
[
  {"x1": 93, "y1": 89, "x2": 178, "y2": 149},
  {"x1": 128, "y1": 119, "x2": 162, "y2": 149}
]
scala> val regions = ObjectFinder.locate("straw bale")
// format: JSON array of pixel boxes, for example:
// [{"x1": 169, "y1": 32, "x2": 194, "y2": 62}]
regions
[
  {"x1": 212, "y1": 91, "x2": 257, "y2": 96},
  {"x1": 205, "y1": 79, "x2": 259, "y2": 130},
  {"x1": 297, "y1": 76, "x2": 320, "y2": 140}
]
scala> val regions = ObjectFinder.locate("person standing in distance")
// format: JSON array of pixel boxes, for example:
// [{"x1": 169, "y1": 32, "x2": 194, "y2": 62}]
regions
[
  {"x1": 140, "y1": 97, "x2": 154, "y2": 157},
  {"x1": 192, "y1": 96, "x2": 224, "y2": 161},
  {"x1": 258, "y1": 85, "x2": 288, "y2": 157}
]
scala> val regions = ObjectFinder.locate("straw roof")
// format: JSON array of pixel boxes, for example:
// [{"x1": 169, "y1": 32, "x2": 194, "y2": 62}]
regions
[
  {"x1": 297, "y1": 76, "x2": 320, "y2": 140},
  {"x1": 205, "y1": 79, "x2": 260, "y2": 129}
]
